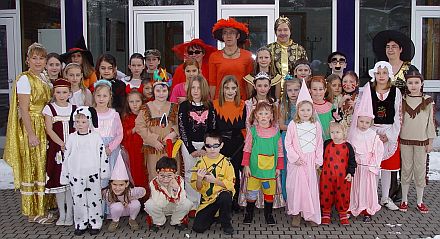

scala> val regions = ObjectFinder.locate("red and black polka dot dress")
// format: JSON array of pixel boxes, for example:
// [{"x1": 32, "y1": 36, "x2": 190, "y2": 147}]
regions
[{"x1": 319, "y1": 139, "x2": 356, "y2": 215}]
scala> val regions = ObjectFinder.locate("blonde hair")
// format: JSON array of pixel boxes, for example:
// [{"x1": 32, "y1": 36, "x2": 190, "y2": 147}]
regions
[
  {"x1": 281, "y1": 78, "x2": 301, "y2": 120},
  {"x1": 186, "y1": 75, "x2": 211, "y2": 108},
  {"x1": 329, "y1": 121, "x2": 347, "y2": 139},
  {"x1": 93, "y1": 84, "x2": 113, "y2": 107},
  {"x1": 218, "y1": 75, "x2": 241, "y2": 107},
  {"x1": 27, "y1": 42, "x2": 47, "y2": 58},
  {"x1": 293, "y1": 101, "x2": 316, "y2": 123}
]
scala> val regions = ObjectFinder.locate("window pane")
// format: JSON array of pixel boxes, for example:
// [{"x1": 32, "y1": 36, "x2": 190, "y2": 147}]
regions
[
  {"x1": 417, "y1": 0, "x2": 440, "y2": 6},
  {"x1": 0, "y1": 25, "x2": 9, "y2": 90},
  {"x1": 134, "y1": 0, "x2": 194, "y2": 6},
  {"x1": 144, "y1": 21, "x2": 183, "y2": 74},
  {"x1": 279, "y1": 0, "x2": 332, "y2": 75},
  {"x1": 222, "y1": 0, "x2": 275, "y2": 4},
  {"x1": 231, "y1": 16, "x2": 267, "y2": 54},
  {"x1": 422, "y1": 18, "x2": 440, "y2": 80},
  {"x1": 359, "y1": 1, "x2": 411, "y2": 84},
  {"x1": 0, "y1": 0, "x2": 15, "y2": 9},
  {"x1": 21, "y1": 0, "x2": 61, "y2": 67},
  {"x1": 87, "y1": 0, "x2": 129, "y2": 74}
]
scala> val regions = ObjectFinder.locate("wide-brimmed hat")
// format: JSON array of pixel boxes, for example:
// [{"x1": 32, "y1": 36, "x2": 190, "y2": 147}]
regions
[
  {"x1": 172, "y1": 38, "x2": 217, "y2": 60},
  {"x1": 372, "y1": 30, "x2": 415, "y2": 62},
  {"x1": 212, "y1": 18, "x2": 249, "y2": 44},
  {"x1": 60, "y1": 36, "x2": 94, "y2": 66}
]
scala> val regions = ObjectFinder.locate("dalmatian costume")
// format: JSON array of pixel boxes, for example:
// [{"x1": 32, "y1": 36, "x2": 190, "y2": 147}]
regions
[{"x1": 60, "y1": 106, "x2": 110, "y2": 230}]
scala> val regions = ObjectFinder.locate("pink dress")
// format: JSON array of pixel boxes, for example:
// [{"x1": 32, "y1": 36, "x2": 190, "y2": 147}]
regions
[
  {"x1": 284, "y1": 121, "x2": 323, "y2": 224},
  {"x1": 169, "y1": 82, "x2": 186, "y2": 103},
  {"x1": 348, "y1": 128, "x2": 384, "y2": 216}
]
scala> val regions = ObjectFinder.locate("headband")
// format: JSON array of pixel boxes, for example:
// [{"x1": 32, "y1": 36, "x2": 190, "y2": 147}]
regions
[{"x1": 94, "y1": 79, "x2": 112, "y2": 89}]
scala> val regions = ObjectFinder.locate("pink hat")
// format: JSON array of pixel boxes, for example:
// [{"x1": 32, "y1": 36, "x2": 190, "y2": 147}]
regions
[
  {"x1": 110, "y1": 152, "x2": 129, "y2": 181},
  {"x1": 356, "y1": 82, "x2": 375, "y2": 119},
  {"x1": 296, "y1": 79, "x2": 313, "y2": 106}
]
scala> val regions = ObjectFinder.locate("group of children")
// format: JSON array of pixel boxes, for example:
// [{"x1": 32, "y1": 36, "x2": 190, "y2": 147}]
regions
[{"x1": 5, "y1": 38, "x2": 435, "y2": 237}]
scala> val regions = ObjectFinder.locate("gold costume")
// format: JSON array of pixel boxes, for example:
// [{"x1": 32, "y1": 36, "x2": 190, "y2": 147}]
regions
[
  {"x1": 3, "y1": 71, "x2": 52, "y2": 216},
  {"x1": 267, "y1": 39, "x2": 308, "y2": 78}
]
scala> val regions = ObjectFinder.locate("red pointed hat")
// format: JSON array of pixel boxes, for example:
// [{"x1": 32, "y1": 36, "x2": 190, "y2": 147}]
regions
[
  {"x1": 212, "y1": 18, "x2": 249, "y2": 44},
  {"x1": 172, "y1": 39, "x2": 217, "y2": 61}
]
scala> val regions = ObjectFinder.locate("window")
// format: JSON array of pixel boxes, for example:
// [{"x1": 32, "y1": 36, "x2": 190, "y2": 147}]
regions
[
  {"x1": 133, "y1": 0, "x2": 194, "y2": 6},
  {"x1": 222, "y1": 0, "x2": 275, "y2": 3},
  {"x1": 417, "y1": 0, "x2": 440, "y2": 5},
  {"x1": 0, "y1": 0, "x2": 15, "y2": 9}
]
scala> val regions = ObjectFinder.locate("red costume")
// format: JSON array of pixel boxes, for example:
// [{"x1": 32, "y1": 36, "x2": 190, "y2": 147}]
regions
[
  {"x1": 319, "y1": 139, "x2": 356, "y2": 223},
  {"x1": 122, "y1": 112, "x2": 149, "y2": 198}
]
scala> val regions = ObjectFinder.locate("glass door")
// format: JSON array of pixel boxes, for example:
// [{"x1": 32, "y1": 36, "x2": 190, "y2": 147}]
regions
[
  {"x1": 218, "y1": 2, "x2": 277, "y2": 53},
  {"x1": 0, "y1": 17, "x2": 15, "y2": 146},
  {"x1": 132, "y1": 9, "x2": 196, "y2": 74}
]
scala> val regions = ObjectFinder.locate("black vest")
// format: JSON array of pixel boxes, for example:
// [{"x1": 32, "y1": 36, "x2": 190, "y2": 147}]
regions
[{"x1": 371, "y1": 85, "x2": 396, "y2": 124}]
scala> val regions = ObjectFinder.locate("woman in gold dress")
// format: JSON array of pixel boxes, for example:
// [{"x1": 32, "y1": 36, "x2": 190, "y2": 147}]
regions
[{"x1": 3, "y1": 43, "x2": 53, "y2": 223}]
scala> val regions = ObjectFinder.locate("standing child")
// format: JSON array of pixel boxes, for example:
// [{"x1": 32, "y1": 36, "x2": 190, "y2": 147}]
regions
[
  {"x1": 340, "y1": 71, "x2": 360, "y2": 128},
  {"x1": 122, "y1": 91, "x2": 149, "y2": 196},
  {"x1": 325, "y1": 74, "x2": 343, "y2": 122},
  {"x1": 103, "y1": 155, "x2": 146, "y2": 232},
  {"x1": 145, "y1": 157, "x2": 192, "y2": 232},
  {"x1": 369, "y1": 61, "x2": 402, "y2": 211},
  {"x1": 320, "y1": 122, "x2": 356, "y2": 225},
  {"x1": 285, "y1": 79, "x2": 323, "y2": 227},
  {"x1": 170, "y1": 59, "x2": 200, "y2": 104},
  {"x1": 61, "y1": 106, "x2": 109, "y2": 235},
  {"x1": 348, "y1": 82, "x2": 384, "y2": 222},
  {"x1": 122, "y1": 53, "x2": 146, "y2": 90},
  {"x1": 291, "y1": 59, "x2": 312, "y2": 85},
  {"x1": 279, "y1": 75, "x2": 301, "y2": 200},
  {"x1": 45, "y1": 53, "x2": 63, "y2": 83},
  {"x1": 178, "y1": 75, "x2": 216, "y2": 215},
  {"x1": 242, "y1": 101, "x2": 283, "y2": 225},
  {"x1": 43, "y1": 80, "x2": 76, "y2": 226},
  {"x1": 399, "y1": 71, "x2": 436, "y2": 213},
  {"x1": 64, "y1": 63, "x2": 93, "y2": 106},
  {"x1": 144, "y1": 49, "x2": 173, "y2": 82},
  {"x1": 327, "y1": 52, "x2": 347, "y2": 78},
  {"x1": 95, "y1": 54, "x2": 127, "y2": 114},
  {"x1": 310, "y1": 76, "x2": 334, "y2": 140},
  {"x1": 191, "y1": 132, "x2": 236, "y2": 235},
  {"x1": 93, "y1": 80, "x2": 123, "y2": 185}
]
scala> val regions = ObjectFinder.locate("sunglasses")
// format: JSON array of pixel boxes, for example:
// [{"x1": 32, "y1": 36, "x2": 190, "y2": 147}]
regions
[
  {"x1": 331, "y1": 58, "x2": 346, "y2": 64},
  {"x1": 188, "y1": 50, "x2": 203, "y2": 55},
  {"x1": 205, "y1": 143, "x2": 221, "y2": 149}
]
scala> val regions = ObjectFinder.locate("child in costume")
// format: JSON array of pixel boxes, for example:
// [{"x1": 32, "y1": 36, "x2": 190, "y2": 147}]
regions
[
  {"x1": 291, "y1": 59, "x2": 312, "y2": 85},
  {"x1": 141, "y1": 79, "x2": 153, "y2": 102},
  {"x1": 279, "y1": 75, "x2": 301, "y2": 200},
  {"x1": 178, "y1": 75, "x2": 216, "y2": 214},
  {"x1": 102, "y1": 155, "x2": 146, "y2": 232},
  {"x1": 45, "y1": 53, "x2": 63, "y2": 83},
  {"x1": 399, "y1": 71, "x2": 436, "y2": 213},
  {"x1": 325, "y1": 74, "x2": 343, "y2": 123},
  {"x1": 285, "y1": 79, "x2": 323, "y2": 227},
  {"x1": 339, "y1": 71, "x2": 359, "y2": 128},
  {"x1": 144, "y1": 49, "x2": 173, "y2": 82},
  {"x1": 348, "y1": 82, "x2": 384, "y2": 223},
  {"x1": 60, "y1": 106, "x2": 109, "y2": 235},
  {"x1": 369, "y1": 61, "x2": 402, "y2": 211},
  {"x1": 327, "y1": 51, "x2": 347, "y2": 78},
  {"x1": 145, "y1": 156, "x2": 192, "y2": 232},
  {"x1": 191, "y1": 132, "x2": 236, "y2": 235},
  {"x1": 95, "y1": 54, "x2": 127, "y2": 114},
  {"x1": 242, "y1": 101, "x2": 283, "y2": 225},
  {"x1": 121, "y1": 91, "x2": 149, "y2": 197},
  {"x1": 310, "y1": 76, "x2": 334, "y2": 140},
  {"x1": 122, "y1": 53, "x2": 146, "y2": 90},
  {"x1": 170, "y1": 59, "x2": 200, "y2": 104},
  {"x1": 43, "y1": 79, "x2": 76, "y2": 226},
  {"x1": 320, "y1": 122, "x2": 356, "y2": 225},
  {"x1": 64, "y1": 63, "x2": 93, "y2": 106}
]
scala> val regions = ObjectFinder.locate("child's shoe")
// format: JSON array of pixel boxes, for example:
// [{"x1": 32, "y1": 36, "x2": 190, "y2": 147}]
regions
[
  {"x1": 55, "y1": 218, "x2": 65, "y2": 226},
  {"x1": 108, "y1": 221, "x2": 119, "y2": 232},
  {"x1": 340, "y1": 218, "x2": 350, "y2": 226},
  {"x1": 321, "y1": 217, "x2": 331, "y2": 225},
  {"x1": 129, "y1": 219, "x2": 139, "y2": 231},
  {"x1": 150, "y1": 224, "x2": 160, "y2": 232},
  {"x1": 222, "y1": 224, "x2": 235, "y2": 235},
  {"x1": 89, "y1": 228, "x2": 101, "y2": 235},
  {"x1": 416, "y1": 203, "x2": 429, "y2": 214},
  {"x1": 399, "y1": 202, "x2": 408, "y2": 212},
  {"x1": 188, "y1": 210, "x2": 197, "y2": 218},
  {"x1": 74, "y1": 228, "x2": 87, "y2": 236},
  {"x1": 308, "y1": 221, "x2": 319, "y2": 227},
  {"x1": 380, "y1": 197, "x2": 399, "y2": 211},
  {"x1": 243, "y1": 201, "x2": 255, "y2": 224},
  {"x1": 291, "y1": 215, "x2": 301, "y2": 227},
  {"x1": 264, "y1": 202, "x2": 276, "y2": 226},
  {"x1": 362, "y1": 215, "x2": 372, "y2": 223}
]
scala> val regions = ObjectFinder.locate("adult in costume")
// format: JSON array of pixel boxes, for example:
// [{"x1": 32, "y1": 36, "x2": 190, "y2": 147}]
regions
[
  {"x1": 209, "y1": 18, "x2": 253, "y2": 100},
  {"x1": 4, "y1": 43, "x2": 53, "y2": 222}
]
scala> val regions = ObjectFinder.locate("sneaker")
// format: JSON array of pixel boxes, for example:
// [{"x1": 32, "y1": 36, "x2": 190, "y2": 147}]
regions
[
  {"x1": 89, "y1": 228, "x2": 100, "y2": 235},
  {"x1": 129, "y1": 219, "x2": 139, "y2": 231},
  {"x1": 188, "y1": 210, "x2": 196, "y2": 218},
  {"x1": 321, "y1": 217, "x2": 331, "y2": 225},
  {"x1": 417, "y1": 203, "x2": 429, "y2": 214},
  {"x1": 399, "y1": 202, "x2": 408, "y2": 212},
  {"x1": 55, "y1": 218, "x2": 65, "y2": 226},
  {"x1": 265, "y1": 214, "x2": 276, "y2": 226},
  {"x1": 222, "y1": 225, "x2": 234, "y2": 235},
  {"x1": 340, "y1": 218, "x2": 350, "y2": 226},
  {"x1": 362, "y1": 215, "x2": 372, "y2": 223},
  {"x1": 381, "y1": 198, "x2": 399, "y2": 211},
  {"x1": 107, "y1": 221, "x2": 119, "y2": 232},
  {"x1": 64, "y1": 218, "x2": 73, "y2": 226},
  {"x1": 74, "y1": 229, "x2": 87, "y2": 236}
]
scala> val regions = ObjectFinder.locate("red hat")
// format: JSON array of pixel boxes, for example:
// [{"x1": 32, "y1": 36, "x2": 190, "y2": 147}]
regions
[
  {"x1": 53, "y1": 79, "x2": 71, "y2": 88},
  {"x1": 172, "y1": 39, "x2": 217, "y2": 61},
  {"x1": 212, "y1": 18, "x2": 249, "y2": 44}
]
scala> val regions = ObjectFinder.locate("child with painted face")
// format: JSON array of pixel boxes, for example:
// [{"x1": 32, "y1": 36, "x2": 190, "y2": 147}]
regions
[
  {"x1": 398, "y1": 71, "x2": 436, "y2": 214},
  {"x1": 141, "y1": 79, "x2": 153, "y2": 102},
  {"x1": 327, "y1": 51, "x2": 347, "y2": 78},
  {"x1": 339, "y1": 71, "x2": 360, "y2": 128},
  {"x1": 242, "y1": 101, "x2": 283, "y2": 226},
  {"x1": 284, "y1": 79, "x2": 323, "y2": 227},
  {"x1": 103, "y1": 156, "x2": 146, "y2": 232},
  {"x1": 145, "y1": 156, "x2": 192, "y2": 232},
  {"x1": 348, "y1": 82, "x2": 384, "y2": 223},
  {"x1": 64, "y1": 63, "x2": 93, "y2": 106},
  {"x1": 191, "y1": 132, "x2": 236, "y2": 235}
]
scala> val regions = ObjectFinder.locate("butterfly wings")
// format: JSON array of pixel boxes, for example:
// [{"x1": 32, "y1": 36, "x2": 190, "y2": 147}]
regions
[{"x1": 189, "y1": 110, "x2": 209, "y2": 124}]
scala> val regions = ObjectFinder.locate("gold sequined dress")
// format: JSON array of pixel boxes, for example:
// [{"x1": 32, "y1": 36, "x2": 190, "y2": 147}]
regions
[{"x1": 3, "y1": 71, "x2": 52, "y2": 216}]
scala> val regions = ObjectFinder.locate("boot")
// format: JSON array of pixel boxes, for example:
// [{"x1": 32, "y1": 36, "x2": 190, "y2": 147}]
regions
[
  {"x1": 243, "y1": 201, "x2": 255, "y2": 224},
  {"x1": 264, "y1": 201, "x2": 276, "y2": 225}
]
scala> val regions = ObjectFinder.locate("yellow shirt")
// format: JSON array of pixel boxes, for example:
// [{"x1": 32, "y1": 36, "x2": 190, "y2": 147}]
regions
[{"x1": 190, "y1": 154, "x2": 235, "y2": 212}]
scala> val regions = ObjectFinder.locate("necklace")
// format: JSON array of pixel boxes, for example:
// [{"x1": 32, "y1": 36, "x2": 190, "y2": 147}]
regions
[{"x1": 222, "y1": 47, "x2": 239, "y2": 57}]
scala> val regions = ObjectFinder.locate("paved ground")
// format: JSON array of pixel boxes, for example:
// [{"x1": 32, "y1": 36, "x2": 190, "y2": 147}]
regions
[{"x1": 1, "y1": 183, "x2": 439, "y2": 239}]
